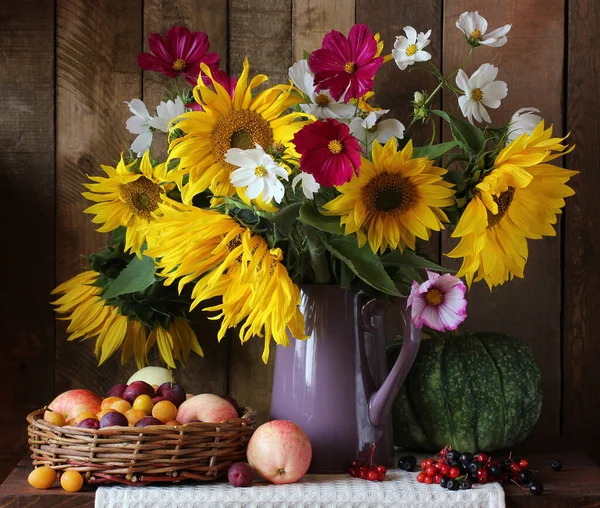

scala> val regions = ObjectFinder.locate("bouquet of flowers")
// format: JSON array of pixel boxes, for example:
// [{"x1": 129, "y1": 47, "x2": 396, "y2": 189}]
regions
[{"x1": 52, "y1": 13, "x2": 577, "y2": 368}]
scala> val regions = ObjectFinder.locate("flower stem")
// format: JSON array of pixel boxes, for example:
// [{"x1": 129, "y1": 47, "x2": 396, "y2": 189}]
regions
[{"x1": 304, "y1": 226, "x2": 331, "y2": 284}]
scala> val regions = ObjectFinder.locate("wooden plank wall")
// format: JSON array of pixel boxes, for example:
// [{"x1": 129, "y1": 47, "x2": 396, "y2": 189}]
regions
[{"x1": 1, "y1": 0, "x2": 599, "y2": 481}]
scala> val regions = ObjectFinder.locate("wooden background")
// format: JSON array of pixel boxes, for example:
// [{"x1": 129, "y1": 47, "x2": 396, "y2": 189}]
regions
[{"x1": 1, "y1": 0, "x2": 598, "y2": 482}]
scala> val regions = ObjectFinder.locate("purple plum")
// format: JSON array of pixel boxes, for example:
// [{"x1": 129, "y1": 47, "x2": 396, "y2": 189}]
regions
[
  {"x1": 99, "y1": 411, "x2": 128, "y2": 428},
  {"x1": 78, "y1": 418, "x2": 100, "y2": 430},
  {"x1": 228, "y1": 462, "x2": 255, "y2": 487},
  {"x1": 156, "y1": 383, "x2": 186, "y2": 407},
  {"x1": 135, "y1": 417, "x2": 163, "y2": 428},
  {"x1": 105, "y1": 383, "x2": 127, "y2": 398},
  {"x1": 123, "y1": 381, "x2": 154, "y2": 404}
]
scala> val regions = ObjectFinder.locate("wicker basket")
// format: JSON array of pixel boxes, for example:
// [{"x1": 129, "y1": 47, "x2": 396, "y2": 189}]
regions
[{"x1": 27, "y1": 407, "x2": 257, "y2": 486}]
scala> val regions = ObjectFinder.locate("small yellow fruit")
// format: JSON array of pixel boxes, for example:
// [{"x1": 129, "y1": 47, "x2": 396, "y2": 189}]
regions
[
  {"x1": 132, "y1": 394, "x2": 153, "y2": 415},
  {"x1": 152, "y1": 400, "x2": 177, "y2": 423},
  {"x1": 110, "y1": 399, "x2": 132, "y2": 414},
  {"x1": 73, "y1": 412, "x2": 97, "y2": 426},
  {"x1": 60, "y1": 470, "x2": 84, "y2": 492},
  {"x1": 44, "y1": 411, "x2": 66, "y2": 427},
  {"x1": 101, "y1": 397, "x2": 123, "y2": 410},
  {"x1": 28, "y1": 466, "x2": 57, "y2": 489},
  {"x1": 124, "y1": 409, "x2": 146, "y2": 426},
  {"x1": 164, "y1": 420, "x2": 181, "y2": 426}
]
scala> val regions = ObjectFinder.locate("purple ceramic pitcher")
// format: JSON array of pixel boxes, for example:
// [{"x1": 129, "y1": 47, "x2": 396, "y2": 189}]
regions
[{"x1": 270, "y1": 285, "x2": 421, "y2": 473}]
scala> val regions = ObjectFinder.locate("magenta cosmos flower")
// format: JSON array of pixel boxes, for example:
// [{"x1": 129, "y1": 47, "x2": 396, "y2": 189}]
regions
[
  {"x1": 407, "y1": 271, "x2": 467, "y2": 332},
  {"x1": 292, "y1": 119, "x2": 362, "y2": 187},
  {"x1": 137, "y1": 26, "x2": 220, "y2": 85},
  {"x1": 308, "y1": 24, "x2": 384, "y2": 102}
]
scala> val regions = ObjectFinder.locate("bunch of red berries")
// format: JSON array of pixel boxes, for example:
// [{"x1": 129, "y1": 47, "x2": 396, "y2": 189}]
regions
[
  {"x1": 348, "y1": 443, "x2": 387, "y2": 482},
  {"x1": 414, "y1": 447, "x2": 545, "y2": 496}
]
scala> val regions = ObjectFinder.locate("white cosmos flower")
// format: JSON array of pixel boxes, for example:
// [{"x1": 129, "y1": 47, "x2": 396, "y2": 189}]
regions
[
  {"x1": 292, "y1": 172, "x2": 320, "y2": 200},
  {"x1": 456, "y1": 11, "x2": 511, "y2": 47},
  {"x1": 507, "y1": 107, "x2": 542, "y2": 143},
  {"x1": 456, "y1": 64, "x2": 508, "y2": 124},
  {"x1": 148, "y1": 97, "x2": 186, "y2": 132},
  {"x1": 392, "y1": 26, "x2": 432, "y2": 71},
  {"x1": 225, "y1": 144, "x2": 288, "y2": 203},
  {"x1": 349, "y1": 111, "x2": 405, "y2": 155},
  {"x1": 125, "y1": 99, "x2": 154, "y2": 156},
  {"x1": 288, "y1": 59, "x2": 356, "y2": 120}
]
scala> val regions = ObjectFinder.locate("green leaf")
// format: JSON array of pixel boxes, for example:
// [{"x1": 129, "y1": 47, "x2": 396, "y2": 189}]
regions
[
  {"x1": 102, "y1": 255, "x2": 156, "y2": 300},
  {"x1": 322, "y1": 235, "x2": 401, "y2": 296},
  {"x1": 413, "y1": 140, "x2": 458, "y2": 160},
  {"x1": 303, "y1": 49, "x2": 311, "y2": 60},
  {"x1": 298, "y1": 202, "x2": 344, "y2": 235},
  {"x1": 432, "y1": 110, "x2": 485, "y2": 155},
  {"x1": 271, "y1": 202, "x2": 302, "y2": 237},
  {"x1": 380, "y1": 249, "x2": 454, "y2": 274},
  {"x1": 110, "y1": 226, "x2": 127, "y2": 246}
]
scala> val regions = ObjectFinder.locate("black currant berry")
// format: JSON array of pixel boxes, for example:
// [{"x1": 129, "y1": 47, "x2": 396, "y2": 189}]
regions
[
  {"x1": 460, "y1": 480, "x2": 473, "y2": 490},
  {"x1": 447, "y1": 450, "x2": 460, "y2": 462},
  {"x1": 489, "y1": 464, "x2": 502, "y2": 476},
  {"x1": 439, "y1": 476, "x2": 450, "y2": 489},
  {"x1": 518, "y1": 470, "x2": 533, "y2": 484},
  {"x1": 468, "y1": 462, "x2": 481, "y2": 473},
  {"x1": 551, "y1": 460, "x2": 563, "y2": 471},
  {"x1": 529, "y1": 480, "x2": 544, "y2": 496},
  {"x1": 447, "y1": 479, "x2": 460, "y2": 491}
]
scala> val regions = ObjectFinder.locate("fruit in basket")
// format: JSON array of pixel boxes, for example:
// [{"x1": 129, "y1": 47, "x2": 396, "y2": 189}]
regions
[
  {"x1": 96, "y1": 409, "x2": 117, "y2": 419},
  {"x1": 176, "y1": 394, "x2": 238, "y2": 423},
  {"x1": 132, "y1": 394, "x2": 154, "y2": 414},
  {"x1": 128, "y1": 366, "x2": 175, "y2": 386},
  {"x1": 156, "y1": 382, "x2": 186, "y2": 407},
  {"x1": 110, "y1": 399, "x2": 132, "y2": 413},
  {"x1": 28, "y1": 466, "x2": 57, "y2": 489},
  {"x1": 123, "y1": 381, "x2": 155, "y2": 404},
  {"x1": 60, "y1": 470, "x2": 84, "y2": 492},
  {"x1": 164, "y1": 420, "x2": 181, "y2": 426},
  {"x1": 78, "y1": 418, "x2": 100, "y2": 430},
  {"x1": 246, "y1": 420, "x2": 312, "y2": 484},
  {"x1": 101, "y1": 397, "x2": 123, "y2": 410},
  {"x1": 124, "y1": 409, "x2": 147, "y2": 426},
  {"x1": 105, "y1": 383, "x2": 127, "y2": 398},
  {"x1": 152, "y1": 396, "x2": 167, "y2": 405},
  {"x1": 48, "y1": 389, "x2": 102, "y2": 421},
  {"x1": 73, "y1": 411, "x2": 97, "y2": 426},
  {"x1": 228, "y1": 462, "x2": 255, "y2": 487},
  {"x1": 152, "y1": 400, "x2": 178, "y2": 423},
  {"x1": 99, "y1": 411, "x2": 128, "y2": 428},
  {"x1": 43, "y1": 410, "x2": 66, "y2": 427},
  {"x1": 135, "y1": 416, "x2": 163, "y2": 427}
]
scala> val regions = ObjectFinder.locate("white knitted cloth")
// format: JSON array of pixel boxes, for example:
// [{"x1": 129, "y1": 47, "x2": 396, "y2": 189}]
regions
[{"x1": 95, "y1": 471, "x2": 505, "y2": 508}]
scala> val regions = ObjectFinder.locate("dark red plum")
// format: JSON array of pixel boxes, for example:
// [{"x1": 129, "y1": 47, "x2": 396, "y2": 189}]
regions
[
  {"x1": 157, "y1": 383, "x2": 186, "y2": 407},
  {"x1": 135, "y1": 417, "x2": 163, "y2": 427},
  {"x1": 99, "y1": 411, "x2": 128, "y2": 428},
  {"x1": 228, "y1": 462, "x2": 255, "y2": 487},
  {"x1": 105, "y1": 383, "x2": 127, "y2": 398},
  {"x1": 78, "y1": 418, "x2": 100, "y2": 430}
]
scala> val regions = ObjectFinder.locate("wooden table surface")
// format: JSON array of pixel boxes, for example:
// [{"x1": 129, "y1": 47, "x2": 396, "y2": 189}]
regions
[{"x1": 1, "y1": 450, "x2": 600, "y2": 507}]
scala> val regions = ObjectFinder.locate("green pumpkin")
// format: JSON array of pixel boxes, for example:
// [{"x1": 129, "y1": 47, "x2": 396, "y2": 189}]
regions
[{"x1": 389, "y1": 333, "x2": 542, "y2": 453}]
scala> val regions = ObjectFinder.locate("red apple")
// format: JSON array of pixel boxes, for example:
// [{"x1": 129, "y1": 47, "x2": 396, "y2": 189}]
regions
[
  {"x1": 246, "y1": 420, "x2": 312, "y2": 484},
  {"x1": 48, "y1": 389, "x2": 102, "y2": 422},
  {"x1": 156, "y1": 383, "x2": 186, "y2": 407},
  {"x1": 176, "y1": 394, "x2": 238, "y2": 424},
  {"x1": 123, "y1": 381, "x2": 154, "y2": 404}
]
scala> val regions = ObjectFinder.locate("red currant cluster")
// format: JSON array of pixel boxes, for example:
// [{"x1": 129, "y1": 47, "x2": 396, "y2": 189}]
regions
[
  {"x1": 348, "y1": 443, "x2": 387, "y2": 482},
  {"x1": 414, "y1": 447, "x2": 545, "y2": 495}
]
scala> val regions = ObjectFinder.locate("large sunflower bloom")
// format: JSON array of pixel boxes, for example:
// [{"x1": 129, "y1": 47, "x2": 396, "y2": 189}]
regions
[
  {"x1": 168, "y1": 58, "x2": 310, "y2": 203},
  {"x1": 145, "y1": 203, "x2": 306, "y2": 362},
  {"x1": 447, "y1": 122, "x2": 578, "y2": 288},
  {"x1": 322, "y1": 138, "x2": 455, "y2": 254},
  {"x1": 82, "y1": 151, "x2": 175, "y2": 256},
  {"x1": 51, "y1": 271, "x2": 203, "y2": 368}
]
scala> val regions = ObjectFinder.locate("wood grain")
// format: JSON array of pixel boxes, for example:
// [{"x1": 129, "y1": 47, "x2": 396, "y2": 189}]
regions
[
  {"x1": 563, "y1": 0, "x2": 600, "y2": 453},
  {"x1": 0, "y1": 0, "x2": 56, "y2": 472},
  {"x1": 357, "y1": 0, "x2": 443, "y2": 263},
  {"x1": 441, "y1": 0, "x2": 565, "y2": 440},
  {"x1": 292, "y1": 0, "x2": 355, "y2": 61},
  {"x1": 55, "y1": 0, "x2": 143, "y2": 394},
  {"x1": 141, "y1": 0, "x2": 229, "y2": 399},
  {"x1": 227, "y1": 0, "x2": 295, "y2": 422}
]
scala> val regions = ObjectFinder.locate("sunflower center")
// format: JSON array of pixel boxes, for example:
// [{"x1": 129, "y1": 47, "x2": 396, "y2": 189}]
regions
[
  {"x1": 120, "y1": 176, "x2": 163, "y2": 220},
  {"x1": 315, "y1": 93, "x2": 330, "y2": 106},
  {"x1": 328, "y1": 139, "x2": 343, "y2": 154},
  {"x1": 405, "y1": 44, "x2": 418, "y2": 56},
  {"x1": 212, "y1": 110, "x2": 274, "y2": 171},
  {"x1": 344, "y1": 61, "x2": 357, "y2": 74},
  {"x1": 487, "y1": 186, "x2": 516, "y2": 228},
  {"x1": 425, "y1": 288, "x2": 443, "y2": 306},
  {"x1": 470, "y1": 29, "x2": 483, "y2": 41},
  {"x1": 363, "y1": 173, "x2": 416, "y2": 214},
  {"x1": 471, "y1": 88, "x2": 484, "y2": 102},
  {"x1": 173, "y1": 59, "x2": 186, "y2": 72},
  {"x1": 254, "y1": 165, "x2": 267, "y2": 177}
]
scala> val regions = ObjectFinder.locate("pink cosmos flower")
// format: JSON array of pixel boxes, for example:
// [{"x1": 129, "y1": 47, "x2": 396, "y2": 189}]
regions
[
  {"x1": 407, "y1": 271, "x2": 467, "y2": 332},
  {"x1": 292, "y1": 119, "x2": 362, "y2": 187},
  {"x1": 185, "y1": 70, "x2": 237, "y2": 111},
  {"x1": 137, "y1": 26, "x2": 220, "y2": 85},
  {"x1": 308, "y1": 24, "x2": 384, "y2": 102}
]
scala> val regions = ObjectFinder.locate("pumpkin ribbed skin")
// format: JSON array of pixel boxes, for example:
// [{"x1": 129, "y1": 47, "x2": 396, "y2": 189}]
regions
[{"x1": 390, "y1": 333, "x2": 542, "y2": 453}]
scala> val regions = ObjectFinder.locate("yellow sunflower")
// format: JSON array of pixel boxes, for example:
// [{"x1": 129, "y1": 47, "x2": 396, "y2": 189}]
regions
[
  {"x1": 82, "y1": 151, "x2": 175, "y2": 257},
  {"x1": 51, "y1": 271, "x2": 203, "y2": 367},
  {"x1": 145, "y1": 203, "x2": 306, "y2": 362},
  {"x1": 322, "y1": 138, "x2": 455, "y2": 254},
  {"x1": 447, "y1": 122, "x2": 578, "y2": 288},
  {"x1": 168, "y1": 58, "x2": 310, "y2": 204}
]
